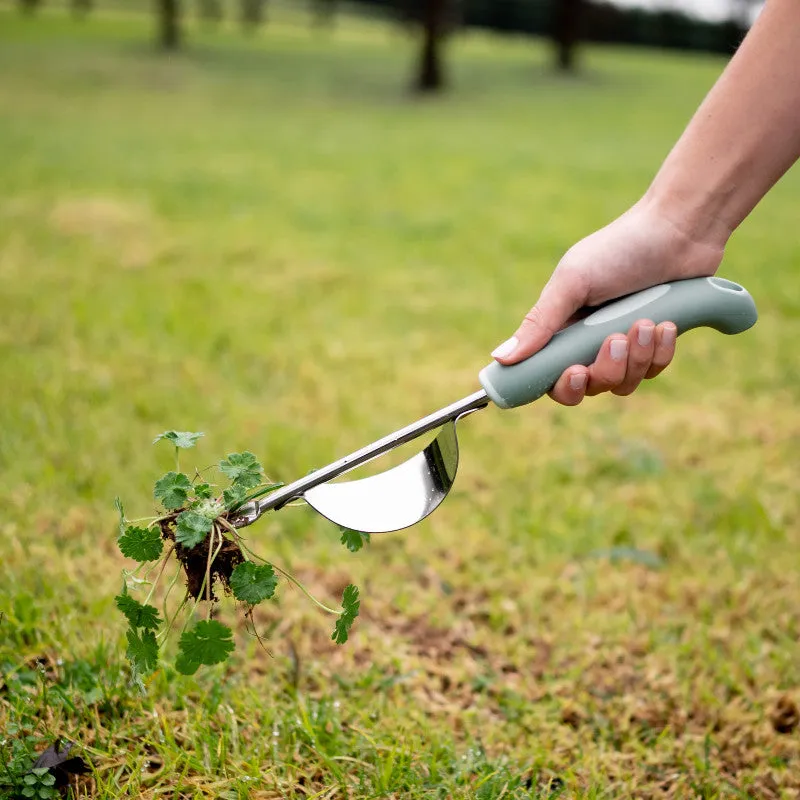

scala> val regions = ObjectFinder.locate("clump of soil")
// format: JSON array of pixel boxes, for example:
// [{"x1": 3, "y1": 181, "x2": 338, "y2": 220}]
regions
[
  {"x1": 158, "y1": 514, "x2": 244, "y2": 601},
  {"x1": 771, "y1": 694, "x2": 799, "y2": 734}
]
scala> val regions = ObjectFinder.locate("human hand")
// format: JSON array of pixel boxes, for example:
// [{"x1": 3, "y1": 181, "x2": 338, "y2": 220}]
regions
[{"x1": 491, "y1": 198, "x2": 726, "y2": 405}]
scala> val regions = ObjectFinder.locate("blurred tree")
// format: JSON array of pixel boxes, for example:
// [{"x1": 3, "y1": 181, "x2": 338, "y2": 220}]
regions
[
  {"x1": 552, "y1": 0, "x2": 583, "y2": 71},
  {"x1": 18, "y1": 0, "x2": 42, "y2": 13},
  {"x1": 412, "y1": 0, "x2": 455, "y2": 92},
  {"x1": 310, "y1": 0, "x2": 338, "y2": 28},
  {"x1": 197, "y1": 0, "x2": 223, "y2": 26},
  {"x1": 241, "y1": 0, "x2": 266, "y2": 31},
  {"x1": 158, "y1": 0, "x2": 181, "y2": 49},
  {"x1": 71, "y1": 0, "x2": 92, "y2": 16}
]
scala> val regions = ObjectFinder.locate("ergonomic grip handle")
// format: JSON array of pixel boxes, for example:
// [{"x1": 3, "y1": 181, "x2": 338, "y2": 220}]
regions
[{"x1": 478, "y1": 276, "x2": 757, "y2": 410}]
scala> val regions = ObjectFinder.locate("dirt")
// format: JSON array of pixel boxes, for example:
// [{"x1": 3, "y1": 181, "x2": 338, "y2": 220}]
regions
[
  {"x1": 770, "y1": 694, "x2": 799, "y2": 734},
  {"x1": 158, "y1": 514, "x2": 244, "y2": 601}
]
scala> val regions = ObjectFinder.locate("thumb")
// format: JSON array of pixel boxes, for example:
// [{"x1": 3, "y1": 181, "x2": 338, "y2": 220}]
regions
[{"x1": 491, "y1": 272, "x2": 586, "y2": 365}]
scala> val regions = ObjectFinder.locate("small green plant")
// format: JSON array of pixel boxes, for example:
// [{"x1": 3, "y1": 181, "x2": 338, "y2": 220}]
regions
[{"x1": 115, "y1": 432, "x2": 362, "y2": 683}]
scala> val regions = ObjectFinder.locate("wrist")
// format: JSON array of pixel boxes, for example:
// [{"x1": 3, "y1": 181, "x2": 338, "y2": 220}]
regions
[{"x1": 638, "y1": 180, "x2": 733, "y2": 257}]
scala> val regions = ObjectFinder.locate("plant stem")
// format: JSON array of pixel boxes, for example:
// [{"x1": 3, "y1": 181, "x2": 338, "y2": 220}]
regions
[
  {"x1": 160, "y1": 592, "x2": 189, "y2": 642},
  {"x1": 144, "y1": 545, "x2": 175, "y2": 606},
  {"x1": 267, "y1": 558, "x2": 341, "y2": 616},
  {"x1": 161, "y1": 563, "x2": 183, "y2": 625},
  {"x1": 205, "y1": 525, "x2": 215, "y2": 608},
  {"x1": 216, "y1": 516, "x2": 250, "y2": 561}
]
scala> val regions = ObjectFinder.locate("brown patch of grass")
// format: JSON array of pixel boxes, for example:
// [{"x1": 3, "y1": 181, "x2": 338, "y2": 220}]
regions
[{"x1": 49, "y1": 196, "x2": 163, "y2": 269}]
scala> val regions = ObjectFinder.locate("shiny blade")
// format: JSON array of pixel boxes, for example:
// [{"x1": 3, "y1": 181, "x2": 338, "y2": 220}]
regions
[
  {"x1": 228, "y1": 390, "x2": 488, "y2": 532},
  {"x1": 303, "y1": 420, "x2": 459, "y2": 534}
]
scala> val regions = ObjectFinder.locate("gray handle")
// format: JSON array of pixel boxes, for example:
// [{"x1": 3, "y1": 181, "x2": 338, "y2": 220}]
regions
[{"x1": 478, "y1": 276, "x2": 757, "y2": 409}]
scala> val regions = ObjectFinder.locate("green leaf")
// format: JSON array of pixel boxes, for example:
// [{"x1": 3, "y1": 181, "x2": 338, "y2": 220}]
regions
[
  {"x1": 118, "y1": 525, "x2": 163, "y2": 562},
  {"x1": 222, "y1": 483, "x2": 247, "y2": 510},
  {"x1": 115, "y1": 594, "x2": 162, "y2": 631},
  {"x1": 153, "y1": 430, "x2": 204, "y2": 449},
  {"x1": 178, "y1": 620, "x2": 234, "y2": 667},
  {"x1": 340, "y1": 527, "x2": 370, "y2": 553},
  {"x1": 219, "y1": 452, "x2": 263, "y2": 489},
  {"x1": 126, "y1": 628, "x2": 158, "y2": 676},
  {"x1": 22, "y1": 788, "x2": 35, "y2": 798},
  {"x1": 174, "y1": 511, "x2": 212, "y2": 549},
  {"x1": 154, "y1": 471, "x2": 192, "y2": 510},
  {"x1": 193, "y1": 482, "x2": 213, "y2": 500},
  {"x1": 230, "y1": 562, "x2": 278, "y2": 605},
  {"x1": 332, "y1": 584, "x2": 360, "y2": 645},
  {"x1": 174, "y1": 651, "x2": 200, "y2": 676}
]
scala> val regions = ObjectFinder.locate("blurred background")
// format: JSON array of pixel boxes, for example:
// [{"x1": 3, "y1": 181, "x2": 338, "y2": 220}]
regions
[
  {"x1": 6, "y1": 0, "x2": 767, "y2": 85},
  {"x1": 3, "y1": 0, "x2": 800, "y2": 797}
]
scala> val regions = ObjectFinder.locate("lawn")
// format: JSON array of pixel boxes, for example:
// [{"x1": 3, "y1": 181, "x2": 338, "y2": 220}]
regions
[{"x1": 1, "y1": 5, "x2": 800, "y2": 798}]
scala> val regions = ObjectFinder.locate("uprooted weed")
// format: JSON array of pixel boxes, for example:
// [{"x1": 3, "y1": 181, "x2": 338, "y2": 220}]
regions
[{"x1": 114, "y1": 431, "x2": 362, "y2": 681}]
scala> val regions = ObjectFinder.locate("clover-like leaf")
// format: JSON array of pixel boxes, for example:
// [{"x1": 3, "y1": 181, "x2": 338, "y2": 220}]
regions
[
  {"x1": 174, "y1": 651, "x2": 200, "y2": 676},
  {"x1": 154, "y1": 471, "x2": 192, "y2": 510},
  {"x1": 115, "y1": 594, "x2": 162, "y2": 631},
  {"x1": 332, "y1": 584, "x2": 360, "y2": 645},
  {"x1": 153, "y1": 430, "x2": 204, "y2": 449},
  {"x1": 174, "y1": 511, "x2": 211, "y2": 549},
  {"x1": 126, "y1": 628, "x2": 158, "y2": 676},
  {"x1": 219, "y1": 452, "x2": 263, "y2": 489},
  {"x1": 222, "y1": 483, "x2": 247, "y2": 510},
  {"x1": 153, "y1": 472, "x2": 192, "y2": 511},
  {"x1": 230, "y1": 562, "x2": 278, "y2": 605},
  {"x1": 193, "y1": 482, "x2": 213, "y2": 500},
  {"x1": 340, "y1": 527, "x2": 370, "y2": 553},
  {"x1": 178, "y1": 620, "x2": 234, "y2": 668},
  {"x1": 118, "y1": 525, "x2": 163, "y2": 562}
]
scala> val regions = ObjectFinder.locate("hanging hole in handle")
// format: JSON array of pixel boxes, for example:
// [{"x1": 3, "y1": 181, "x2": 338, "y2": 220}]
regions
[{"x1": 708, "y1": 277, "x2": 744, "y2": 292}]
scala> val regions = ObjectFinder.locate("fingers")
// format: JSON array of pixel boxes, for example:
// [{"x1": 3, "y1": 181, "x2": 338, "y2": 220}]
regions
[
  {"x1": 492, "y1": 268, "x2": 588, "y2": 365},
  {"x1": 548, "y1": 367, "x2": 590, "y2": 406},
  {"x1": 645, "y1": 322, "x2": 678, "y2": 379},
  {"x1": 609, "y1": 320, "x2": 656, "y2": 397},
  {"x1": 548, "y1": 320, "x2": 678, "y2": 406}
]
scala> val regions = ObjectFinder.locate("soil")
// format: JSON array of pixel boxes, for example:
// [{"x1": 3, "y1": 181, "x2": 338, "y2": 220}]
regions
[{"x1": 158, "y1": 514, "x2": 244, "y2": 601}]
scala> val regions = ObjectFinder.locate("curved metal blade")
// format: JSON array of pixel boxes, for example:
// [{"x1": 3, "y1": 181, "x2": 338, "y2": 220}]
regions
[{"x1": 303, "y1": 420, "x2": 459, "y2": 534}]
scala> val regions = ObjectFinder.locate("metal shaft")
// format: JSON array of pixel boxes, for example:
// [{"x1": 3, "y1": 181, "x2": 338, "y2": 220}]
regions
[{"x1": 252, "y1": 390, "x2": 489, "y2": 515}]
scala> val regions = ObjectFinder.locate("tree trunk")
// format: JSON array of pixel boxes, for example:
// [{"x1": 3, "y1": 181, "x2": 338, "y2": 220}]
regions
[
  {"x1": 241, "y1": 0, "x2": 265, "y2": 32},
  {"x1": 197, "y1": 0, "x2": 222, "y2": 26},
  {"x1": 553, "y1": 0, "x2": 582, "y2": 72},
  {"x1": 415, "y1": 0, "x2": 448, "y2": 92},
  {"x1": 72, "y1": 0, "x2": 92, "y2": 17},
  {"x1": 310, "y1": 0, "x2": 336, "y2": 29},
  {"x1": 158, "y1": 0, "x2": 181, "y2": 51}
]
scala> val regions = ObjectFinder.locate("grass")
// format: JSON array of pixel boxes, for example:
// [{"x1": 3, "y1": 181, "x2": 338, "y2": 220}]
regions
[{"x1": 1, "y1": 4, "x2": 800, "y2": 798}]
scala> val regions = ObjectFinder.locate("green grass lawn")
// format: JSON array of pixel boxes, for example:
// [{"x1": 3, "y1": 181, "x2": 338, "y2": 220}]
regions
[{"x1": 2, "y1": 6, "x2": 800, "y2": 798}]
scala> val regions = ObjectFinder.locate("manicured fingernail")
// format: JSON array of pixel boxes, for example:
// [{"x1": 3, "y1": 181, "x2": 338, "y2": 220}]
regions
[
  {"x1": 491, "y1": 336, "x2": 519, "y2": 359},
  {"x1": 569, "y1": 373, "x2": 587, "y2": 392},
  {"x1": 637, "y1": 324, "x2": 654, "y2": 347},
  {"x1": 662, "y1": 324, "x2": 677, "y2": 347},
  {"x1": 610, "y1": 339, "x2": 628, "y2": 361}
]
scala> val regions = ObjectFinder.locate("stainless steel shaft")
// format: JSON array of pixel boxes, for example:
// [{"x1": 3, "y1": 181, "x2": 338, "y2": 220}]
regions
[{"x1": 231, "y1": 389, "x2": 489, "y2": 527}]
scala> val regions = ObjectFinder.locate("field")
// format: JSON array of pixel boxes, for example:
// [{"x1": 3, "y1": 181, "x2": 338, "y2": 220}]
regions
[{"x1": 1, "y1": 6, "x2": 800, "y2": 798}]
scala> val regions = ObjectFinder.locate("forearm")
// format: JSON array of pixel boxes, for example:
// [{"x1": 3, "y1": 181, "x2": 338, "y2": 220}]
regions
[{"x1": 644, "y1": 0, "x2": 800, "y2": 249}]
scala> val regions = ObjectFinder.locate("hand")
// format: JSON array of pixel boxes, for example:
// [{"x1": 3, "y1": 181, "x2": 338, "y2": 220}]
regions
[{"x1": 491, "y1": 197, "x2": 726, "y2": 405}]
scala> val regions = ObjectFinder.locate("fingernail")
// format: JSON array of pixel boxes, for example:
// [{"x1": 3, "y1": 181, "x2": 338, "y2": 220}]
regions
[
  {"x1": 637, "y1": 324, "x2": 654, "y2": 347},
  {"x1": 662, "y1": 324, "x2": 677, "y2": 347},
  {"x1": 610, "y1": 339, "x2": 628, "y2": 361},
  {"x1": 491, "y1": 336, "x2": 519, "y2": 359},
  {"x1": 569, "y1": 373, "x2": 587, "y2": 392}
]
